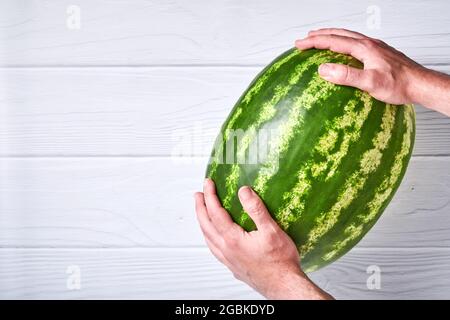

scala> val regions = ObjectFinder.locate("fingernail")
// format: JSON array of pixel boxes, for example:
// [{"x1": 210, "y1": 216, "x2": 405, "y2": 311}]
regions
[
  {"x1": 238, "y1": 186, "x2": 253, "y2": 201},
  {"x1": 318, "y1": 63, "x2": 332, "y2": 77},
  {"x1": 204, "y1": 178, "x2": 210, "y2": 187}
]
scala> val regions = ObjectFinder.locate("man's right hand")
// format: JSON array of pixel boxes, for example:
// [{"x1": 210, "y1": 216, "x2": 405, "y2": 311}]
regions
[{"x1": 295, "y1": 28, "x2": 450, "y2": 117}]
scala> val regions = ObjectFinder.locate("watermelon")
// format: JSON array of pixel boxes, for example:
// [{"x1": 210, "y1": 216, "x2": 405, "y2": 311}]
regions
[{"x1": 205, "y1": 48, "x2": 415, "y2": 272}]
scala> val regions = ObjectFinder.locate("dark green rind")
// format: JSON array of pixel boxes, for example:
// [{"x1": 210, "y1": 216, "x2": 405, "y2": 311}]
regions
[
  {"x1": 301, "y1": 105, "x2": 415, "y2": 272},
  {"x1": 205, "y1": 48, "x2": 415, "y2": 272}
]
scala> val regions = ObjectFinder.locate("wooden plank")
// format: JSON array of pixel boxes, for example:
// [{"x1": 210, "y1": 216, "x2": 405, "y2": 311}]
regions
[
  {"x1": 1, "y1": 247, "x2": 450, "y2": 299},
  {"x1": 0, "y1": 248, "x2": 261, "y2": 299},
  {"x1": 1, "y1": 67, "x2": 449, "y2": 156},
  {"x1": 311, "y1": 248, "x2": 450, "y2": 299},
  {"x1": 359, "y1": 157, "x2": 450, "y2": 248},
  {"x1": 1, "y1": 157, "x2": 449, "y2": 248},
  {"x1": 0, "y1": 157, "x2": 208, "y2": 247},
  {"x1": 1, "y1": 0, "x2": 449, "y2": 66}
]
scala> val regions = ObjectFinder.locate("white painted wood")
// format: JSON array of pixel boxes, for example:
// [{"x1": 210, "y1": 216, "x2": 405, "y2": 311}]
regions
[
  {"x1": 1, "y1": 67, "x2": 449, "y2": 156},
  {"x1": 0, "y1": 67, "x2": 247, "y2": 157},
  {"x1": 0, "y1": 157, "x2": 208, "y2": 247},
  {"x1": 311, "y1": 248, "x2": 450, "y2": 299},
  {"x1": 1, "y1": 0, "x2": 450, "y2": 300},
  {"x1": 1, "y1": 247, "x2": 450, "y2": 299},
  {"x1": 0, "y1": 0, "x2": 449, "y2": 66},
  {"x1": 1, "y1": 157, "x2": 449, "y2": 248},
  {"x1": 360, "y1": 157, "x2": 450, "y2": 248},
  {"x1": 0, "y1": 248, "x2": 262, "y2": 299}
]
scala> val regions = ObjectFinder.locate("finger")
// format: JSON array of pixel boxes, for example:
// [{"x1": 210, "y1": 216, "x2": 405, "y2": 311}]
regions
[
  {"x1": 194, "y1": 192, "x2": 222, "y2": 246},
  {"x1": 238, "y1": 186, "x2": 277, "y2": 231},
  {"x1": 203, "y1": 178, "x2": 223, "y2": 210},
  {"x1": 205, "y1": 237, "x2": 231, "y2": 268},
  {"x1": 295, "y1": 35, "x2": 366, "y2": 62},
  {"x1": 203, "y1": 178, "x2": 237, "y2": 235},
  {"x1": 308, "y1": 28, "x2": 369, "y2": 39},
  {"x1": 318, "y1": 63, "x2": 374, "y2": 92}
]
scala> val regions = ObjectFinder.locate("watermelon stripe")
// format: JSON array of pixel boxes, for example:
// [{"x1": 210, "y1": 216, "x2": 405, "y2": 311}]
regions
[
  {"x1": 236, "y1": 72, "x2": 342, "y2": 225},
  {"x1": 207, "y1": 108, "x2": 242, "y2": 171},
  {"x1": 322, "y1": 105, "x2": 414, "y2": 262},
  {"x1": 300, "y1": 102, "x2": 410, "y2": 272},
  {"x1": 242, "y1": 49, "x2": 300, "y2": 105},
  {"x1": 274, "y1": 91, "x2": 373, "y2": 229},
  {"x1": 324, "y1": 92, "x2": 375, "y2": 180},
  {"x1": 221, "y1": 51, "x2": 339, "y2": 210},
  {"x1": 252, "y1": 73, "x2": 338, "y2": 195},
  {"x1": 301, "y1": 100, "x2": 397, "y2": 255},
  {"x1": 207, "y1": 50, "x2": 299, "y2": 178},
  {"x1": 206, "y1": 48, "x2": 415, "y2": 272}
]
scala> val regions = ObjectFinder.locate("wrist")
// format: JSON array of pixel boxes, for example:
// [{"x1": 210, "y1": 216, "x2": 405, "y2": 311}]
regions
[
  {"x1": 405, "y1": 65, "x2": 430, "y2": 106},
  {"x1": 264, "y1": 268, "x2": 333, "y2": 300},
  {"x1": 406, "y1": 66, "x2": 450, "y2": 116},
  {"x1": 406, "y1": 65, "x2": 447, "y2": 107}
]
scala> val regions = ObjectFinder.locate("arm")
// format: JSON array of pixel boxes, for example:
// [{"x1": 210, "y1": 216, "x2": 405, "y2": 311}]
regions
[
  {"x1": 409, "y1": 68, "x2": 450, "y2": 116},
  {"x1": 295, "y1": 28, "x2": 450, "y2": 117},
  {"x1": 194, "y1": 179, "x2": 333, "y2": 300}
]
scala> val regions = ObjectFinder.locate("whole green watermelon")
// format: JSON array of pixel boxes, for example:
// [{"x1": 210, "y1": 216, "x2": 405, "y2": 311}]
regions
[{"x1": 205, "y1": 48, "x2": 415, "y2": 272}]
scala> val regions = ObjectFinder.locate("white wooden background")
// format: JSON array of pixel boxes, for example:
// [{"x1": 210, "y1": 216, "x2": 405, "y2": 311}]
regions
[{"x1": 0, "y1": 0, "x2": 450, "y2": 299}]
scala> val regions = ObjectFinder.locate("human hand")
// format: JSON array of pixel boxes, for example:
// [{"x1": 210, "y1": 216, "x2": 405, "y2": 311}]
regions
[
  {"x1": 194, "y1": 178, "x2": 332, "y2": 300},
  {"x1": 295, "y1": 28, "x2": 450, "y2": 116}
]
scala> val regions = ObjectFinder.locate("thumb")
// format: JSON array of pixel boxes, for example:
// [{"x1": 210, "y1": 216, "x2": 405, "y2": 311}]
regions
[
  {"x1": 238, "y1": 186, "x2": 277, "y2": 230},
  {"x1": 318, "y1": 63, "x2": 373, "y2": 92}
]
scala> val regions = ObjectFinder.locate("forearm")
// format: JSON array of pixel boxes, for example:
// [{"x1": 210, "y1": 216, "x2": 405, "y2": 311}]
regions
[
  {"x1": 409, "y1": 67, "x2": 450, "y2": 117},
  {"x1": 265, "y1": 270, "x2": 334, "y2": 300}
]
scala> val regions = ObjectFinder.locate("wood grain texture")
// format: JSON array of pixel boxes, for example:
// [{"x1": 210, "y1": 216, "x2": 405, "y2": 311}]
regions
[
  {"x1": 311, "y1": 248, "x2": 450, "y2": 299},
  {"x1": 0, "y1": 248, "x2": 261, "y2": 299},
  {"x1": 1, "y1": 67, "x2": 450, "y2": 157},
  {"x1": 1, "y1": 247, "x2": 450, "y2": 299},
  {"x1": 1, "y1": 0, "x2": 449, "y2": 66},
  {"x1": 1, "y1": 157, "x2": 449, "y2": 248},
  {"x1": 1, "y1": 0, "x2": 450, "y2": 300}
]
